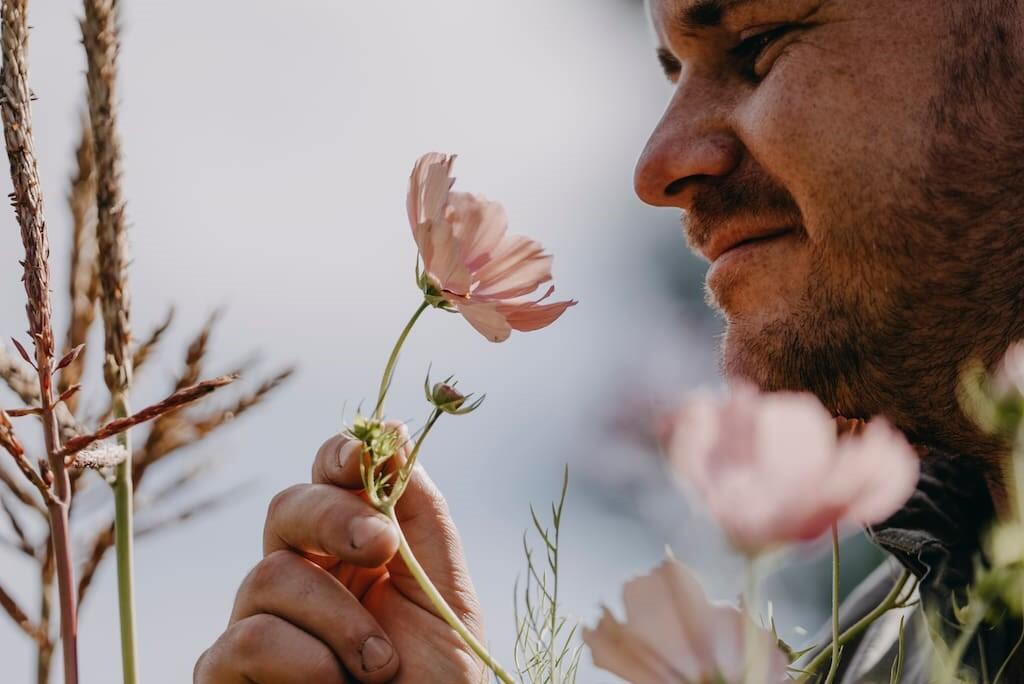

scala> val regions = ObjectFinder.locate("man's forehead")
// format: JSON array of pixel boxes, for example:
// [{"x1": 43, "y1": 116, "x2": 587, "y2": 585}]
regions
[{"x1": 649, "y1": 0, "x2": 819, "y2": 38}]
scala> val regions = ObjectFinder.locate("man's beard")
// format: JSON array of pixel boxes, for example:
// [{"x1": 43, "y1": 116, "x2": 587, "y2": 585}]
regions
[{"x1": 705, "y1": 8, "x2": 1024, "y2": 461}]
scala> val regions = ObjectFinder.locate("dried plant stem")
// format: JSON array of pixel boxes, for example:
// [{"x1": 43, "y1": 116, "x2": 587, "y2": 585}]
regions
[
  {"x1": 58, "y1": 374, "x2": 237, "y2": 461},
  {"x1": 83, "y1": 0, "x2": 137, "y2": 677},
  {"x1": 0, "y1": 2, "x2": 79, "y2": 680},
  {"x1": 38, "y1": 543, "x2": 54, "y2": 684}
]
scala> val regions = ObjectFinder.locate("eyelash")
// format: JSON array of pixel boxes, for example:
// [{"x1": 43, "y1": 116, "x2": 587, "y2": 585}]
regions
[{"x1": 731, "y1": 25, "x2": 795, "y2": 79}]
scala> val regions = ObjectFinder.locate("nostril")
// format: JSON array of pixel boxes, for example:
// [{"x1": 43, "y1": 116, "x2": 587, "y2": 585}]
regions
[{"x1": 664, "y1": 174, "x2": 713, "y2": 197}]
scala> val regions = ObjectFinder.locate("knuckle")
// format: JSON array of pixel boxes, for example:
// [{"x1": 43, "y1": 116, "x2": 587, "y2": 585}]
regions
[
  {"x1": 225, "y1": 614, "x2": 275, "y2": 663},
  {"x1": 266, "y1": 484, "x2": 304, "y2": 524},
  {"x1": 243, "y1": 550, "x2": 298, "y2": 595}
]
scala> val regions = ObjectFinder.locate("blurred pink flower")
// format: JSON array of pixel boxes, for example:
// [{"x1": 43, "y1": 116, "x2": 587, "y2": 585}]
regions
[
  {"x1": 667, "y1": 384, "x2": 919, "y2": 555},
  {"x1": 407, "y1": 153, "x2": 576, "y2": 342},
  {"x1": 583, "y1": 557, "x2": 789, "y2": 684}
]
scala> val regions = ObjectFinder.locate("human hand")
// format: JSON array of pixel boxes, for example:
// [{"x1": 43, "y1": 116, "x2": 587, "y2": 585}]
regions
[{"x1": 195, "y1": 423, "x2": 486, "y2": 683}]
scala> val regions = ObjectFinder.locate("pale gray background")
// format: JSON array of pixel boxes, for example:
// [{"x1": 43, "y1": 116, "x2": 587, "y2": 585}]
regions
[{"x1": 0, "y1": 2, "x2": 835, "y2": 682}]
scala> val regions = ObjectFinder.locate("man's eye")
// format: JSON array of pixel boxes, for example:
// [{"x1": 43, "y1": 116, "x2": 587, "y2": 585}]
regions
[{"x1": 730, "y1": 25, "x2": 795, "y2": 79}]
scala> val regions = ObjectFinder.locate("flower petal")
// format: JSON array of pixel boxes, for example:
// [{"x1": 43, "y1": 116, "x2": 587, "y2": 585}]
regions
[
  {"x1": 832, "y1": 418, "x2": 919, "y2": 525},
  {"x1": 455, "y1": 301, "x2": 511, "y2": 343},
  {"x1": 447, "y1": 192, "x2": 508, "y2": 272},
  {"x1": 408, "y1": 153, "x2": 455, "y2": 265},
  {"x1": 422, "y1": 216, "x2": 472, "y2": 295},
  {"x1": 472, "y1": 235, "x2": 546, "y2": 293},
  {"x1": 583, "y1": 609, "x2": 688, "y2": 684},
  {"x1": 497, "y1": 297, "x2": 576, "y2": 333}
]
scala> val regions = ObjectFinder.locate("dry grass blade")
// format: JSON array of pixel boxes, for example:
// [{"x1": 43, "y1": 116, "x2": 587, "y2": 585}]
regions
[
  {"x1": 0, "y1": 410, "x2": 54, "y2": 504},
  {"x1": 177, "y1": 311, "x2": 219, "y2": 392},
  {"x1": 0, "y1": 580, "x2": 45, "y2": 646},
  {"x1": 135, "y1": 367, "x2": 293, "y2": 482},
  {"x1": 132, "y1": 308, "x2": 173, "y2": 373},
  {"x1": 57, "y1": 374, "x2": 238, "y2": 460},
  {"x1": 0, "y1": 463, "x2": 42, "y2": 512},
  {"x1": 191, "y1": 368, "x2": 294, "y2": 436},
  {"x1": 59, "y1": 116, "x2": 98, "y2": 409},
  {"x1": 75, "y1": 522, "x2": 112, "y2": 606},
  {"x1": 1, "y1": 493, "x2": 35, "y2": 557},
  {"x1": 0, "y1": 346, "x2": 39, "y2": 404}
]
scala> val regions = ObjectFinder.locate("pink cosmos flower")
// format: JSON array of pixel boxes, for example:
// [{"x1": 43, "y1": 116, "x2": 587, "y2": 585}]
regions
[
  {"x1": 407, "y1": 153, "x2": 576, "y2": 343},
  {"x1": 583, "y1": 557, "x2": 789, "y2": 684},
  {"x1": 667, "y1": 384, "x2": 920, "y2": 556}
]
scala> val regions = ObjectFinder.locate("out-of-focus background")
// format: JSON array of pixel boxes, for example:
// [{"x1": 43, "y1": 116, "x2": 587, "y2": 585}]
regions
[{"x1": 0, "y1": 1, "x2": 856, "y2": 681}]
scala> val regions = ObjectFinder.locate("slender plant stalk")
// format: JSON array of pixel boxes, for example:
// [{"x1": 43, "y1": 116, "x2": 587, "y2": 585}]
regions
[
  {"x1": 0, "y1": 2, "x2": 79, "y2": 681},
  {"x1": 743, "y1": 556, "x2": 767, "y2": 684},
  {"x1": 385, "y1": 505, "x2": 517, "y2": 684},
  {"x1": 82, "y1": 0, "x2": 138, "y2": 678},
  {"x1": 937, "y1": 601, "x2": 987, "y2": 684},
  {"x1": 823, "y1": 525, "x2": 842, "y2": 684},
  {"x1": 800, "y1": 570, "x2": 913, "y2": 679},
  {"x1": 374, "y1": 301, "x2": 429, "y2": 419}
]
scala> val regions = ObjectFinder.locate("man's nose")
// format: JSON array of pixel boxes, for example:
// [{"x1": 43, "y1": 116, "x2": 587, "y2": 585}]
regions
[{"x1": 634, "y1": 87, "x2": 742, "y2": 210}]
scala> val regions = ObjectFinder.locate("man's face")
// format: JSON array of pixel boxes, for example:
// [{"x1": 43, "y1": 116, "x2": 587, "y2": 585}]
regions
[{"x1": 637, "y1": 0, "x2": 1024, "y2": 452}]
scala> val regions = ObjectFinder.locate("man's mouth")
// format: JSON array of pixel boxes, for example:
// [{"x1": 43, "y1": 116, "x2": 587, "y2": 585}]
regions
[{"x1": 701, "y1": 225, "x2": 797, "y2": 263}]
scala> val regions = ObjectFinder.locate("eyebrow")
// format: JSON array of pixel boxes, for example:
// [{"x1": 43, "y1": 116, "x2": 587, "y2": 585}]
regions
[{"x1": 676, "y1": 0, "x2": 758, "y2": 32}]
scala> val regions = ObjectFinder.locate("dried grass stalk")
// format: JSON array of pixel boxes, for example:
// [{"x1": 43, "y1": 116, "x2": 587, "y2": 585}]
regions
[
  {"x1": 2, "y1": 3, "x2": 80, "y2": 678},
  {"x1": 82, "y1": 0, "x2": 139, "y2": 677},
  {"x1": 0, "y1": 346, "x2": 39, "y2": 404},
  {"x1": 131, "y1": 308, "x2": 174, "y2": 373},
  {"x1": 57, "y1": 374, "x2": 238, "y2": 460}
]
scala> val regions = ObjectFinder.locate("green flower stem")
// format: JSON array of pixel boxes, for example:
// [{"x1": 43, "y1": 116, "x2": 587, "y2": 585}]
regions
[
  {"x1": 743, "y1": 555, "x2": 766, "y2": 684},
  {"x1": 823, "y1": 526, "x2": 842, "y2": 684},
  {"x1": 938, "y1": 601, "x2": 987, "y2": 684},
  {"x1": 111, "y1": 391, "x2": 138, "y2": 684},
  {"x1": 374, "y1": 301, "x2": 430, "y2": 420},
  {"x1": 384, "y1": 408, "x2": 442, "y2": 507},
  {"x1": 385, "y1": 505, "x2": 518, "y2": 684},
  {"x1": 799, "y1": 569, "x2": 913, "y2": 680}
]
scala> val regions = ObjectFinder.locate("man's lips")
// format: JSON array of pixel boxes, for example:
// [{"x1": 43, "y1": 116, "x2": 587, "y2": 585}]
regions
[{"x1": 700, "y1": 224, "x2": 797, "y2": 263}]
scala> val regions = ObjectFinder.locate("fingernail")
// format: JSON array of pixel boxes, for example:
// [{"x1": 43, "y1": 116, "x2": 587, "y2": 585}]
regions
[
  {"x1": 360, "y1": 635, "x2": 394, "y2": 672},
  {"x1": 349, "y1": 515, "x2": 390, "y2": 549},
  {"x1": 337, "y1": 440, "x2": 360, "y2": 469}
]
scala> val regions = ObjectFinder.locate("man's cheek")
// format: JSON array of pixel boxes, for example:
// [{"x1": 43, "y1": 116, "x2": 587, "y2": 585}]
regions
[{"x1": 734, "y1": 59, "x2": 871, "y2": 246}]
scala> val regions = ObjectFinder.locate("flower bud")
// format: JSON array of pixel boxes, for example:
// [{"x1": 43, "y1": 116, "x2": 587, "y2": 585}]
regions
[{"x1": 424, "y1": 372, "x2": 484, "y2": 415}]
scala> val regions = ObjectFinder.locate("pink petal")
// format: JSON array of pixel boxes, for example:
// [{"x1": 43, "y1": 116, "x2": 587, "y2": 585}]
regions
[
  {"x1": 472, "y1": 235, "x2": 546, "y2": 292},
  {"x1": 622, "y1": 559, "x2": 718, "y2": 680},
  {"x1": 583, "y1": 610, "x2": 688, "y2": 684},
  {"x1": 408, "y1": 153, "x2": 455, "y2": 265},
  {"x1": 422, "y1": 216, "x2": 472, "y2": 295},
  {"x1": 834, "y1": 418, "x2": 919, "y2": 524},
  {"x1": 498, "y1": 297, "x2": 576, "y2": 333},
  {"x1": 446, "y1": 192, "x2": 508, "y2": 271},
  {"x1": 473, "y1": 253, "x2": 554, "y2": 300},
  {"x1": 455, "y1": 301, "x2": 511, "y2": 343}
]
